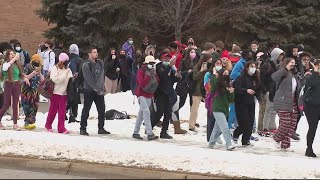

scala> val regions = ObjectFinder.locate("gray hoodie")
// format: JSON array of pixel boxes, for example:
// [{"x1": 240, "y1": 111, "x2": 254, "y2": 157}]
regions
[
  {"x1": 271, "y1": 48, "x2": 284, "y2": 68},
  {"x1": 82, "y1": 59, "x2": 105, "y2": 95}
]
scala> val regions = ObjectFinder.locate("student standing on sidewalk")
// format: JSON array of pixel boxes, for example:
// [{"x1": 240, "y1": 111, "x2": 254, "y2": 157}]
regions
[
  {"x1": 80, "y1": 47, "x2": 110, "y2": 136},
  {"x1": 132, "y1": 56, "x2": 159, "y2": 141},
  {"x1": 45, "y1": 53, "x2": 72, "y2": 134}
]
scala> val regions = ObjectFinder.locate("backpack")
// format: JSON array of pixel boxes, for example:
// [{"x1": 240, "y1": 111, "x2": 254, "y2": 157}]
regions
[
  {"x1": 142, "y1": 70, "x2": 158, "y2": 93},
  {"x1": 105, "y1": 109, "x2": 130, "y2": 120},
  {"x1": 67, "y1": 78, "x2": 77, "y2": 106},
  {"x1": 298, "y1": 85, "x2": 311, "y2": 112},
  {"x1": 37, "y1": 72, "x2": 54, "y2": 99},
  {"x1": 53, "y1": 48, "x2": 64, "y2": 64}
]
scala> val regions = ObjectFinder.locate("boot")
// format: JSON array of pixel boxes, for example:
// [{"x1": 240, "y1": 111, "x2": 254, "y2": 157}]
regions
[
  {"x1": 68, "y1": 115, "x2": 80, "y2": 124},
  {"x1": 305, "y1": 147, "x2": 317, "y2": 158},
  {"x1": 160, "y1": 131, "x2": 173, "y2": 139},
  {"x1": 172, "y1": 121, "x2": 187, "y2": 134}
]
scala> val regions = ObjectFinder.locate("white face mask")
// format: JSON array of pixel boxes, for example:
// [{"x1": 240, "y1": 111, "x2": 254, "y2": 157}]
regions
[
  {"x1": 248, "y1": 67, "x2": 256, "y2": 76},
  {"x1": 252, "y1": 48, "x2": 258, "y2": 53},
  {"x1": 147, "y1": 64, "x2": 154, "y2": 70},
  {"x1": 215, "y1": 66, "x2": 222, "y2": 71},
  {"x1": 128, "y1": 41, "x2": 133, "y2": 45},
  {"x1": 15, "y1": 47, "x2": 21, "y2": 52}
]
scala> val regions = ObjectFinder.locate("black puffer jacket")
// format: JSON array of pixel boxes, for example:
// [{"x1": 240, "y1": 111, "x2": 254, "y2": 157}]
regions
[
  {"x1": 104, "y1": 55, "x2": 120, "y2": 80},
  {"x1": 234, "y1": 73, "x2": 261, "y2": 104},
  {"x1": 304, "y1": 72, "x2": 320, "y2": 106}
]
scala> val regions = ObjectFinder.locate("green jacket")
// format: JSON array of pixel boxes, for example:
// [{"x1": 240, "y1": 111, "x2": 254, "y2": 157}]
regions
[
  {"x1": 210, "y1": 75, "x2": 234, "y2": 116},
  {"x1": 192, "y1": 65, "x2": 206, "y2": 96}
]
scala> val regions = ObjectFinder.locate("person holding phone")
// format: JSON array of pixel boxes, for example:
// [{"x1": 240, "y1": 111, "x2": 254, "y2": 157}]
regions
[
  {"x1": 189, "y1": 53, "x2": 212, "y2": 131},
  {"x1": 21, "y1": 54, "x2": 45, "y2": 130}
]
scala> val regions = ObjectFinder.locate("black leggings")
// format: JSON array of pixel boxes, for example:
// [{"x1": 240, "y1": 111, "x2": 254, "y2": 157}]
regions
[
  {"x1": 304, "y1": 104, "x2": 320, "y2": 149},
  {"x1": 234, "y1": 103, "x2": 255, "y2": 144}
]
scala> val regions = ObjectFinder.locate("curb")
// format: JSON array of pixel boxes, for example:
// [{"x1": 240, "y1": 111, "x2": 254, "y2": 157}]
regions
[{"x1": 0, "y1": 157, "x2": 222, "y2": 179}]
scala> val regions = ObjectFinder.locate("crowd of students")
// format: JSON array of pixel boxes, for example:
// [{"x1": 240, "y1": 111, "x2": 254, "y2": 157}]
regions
[{"x1": 0, "y1": 37, "x2": 319, "y2": 158}]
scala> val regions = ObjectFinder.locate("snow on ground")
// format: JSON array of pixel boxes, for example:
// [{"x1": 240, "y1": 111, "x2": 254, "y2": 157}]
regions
[{"x1": 1, "y1": 92, "x2": 320, "y2": 179}]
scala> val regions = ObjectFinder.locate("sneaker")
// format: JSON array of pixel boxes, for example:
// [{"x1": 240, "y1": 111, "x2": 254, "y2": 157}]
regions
[
  {"x1": 68, "y1": 116, "x2": 80, "y2": 124},
  {"x1": 98, "y1": 129, "x2": 111, "y2": 135},
  {"x1": 160, "y1": 132, "x2": 173, "y2": 139},
  {"x1": 147, "y1": 134, "x2": 158, "y2": 141},
  {"x1": 189, "y1": 128, "x2": 196, "y2": 132},
  {"x1": 195, "y1": 123, "x2": 200, "y2": 128},
  {"x1": 208, "y1": 143, "x2": 215, "y2": 149},
  {"x1": 280, "y1": 147, "x2": 294, "y2": 152},
  {"x1": 0, "y1": 122, "x2": 6, "y2": 130},
  {"x1": 227, "y1": 145, "x2": 236, "y2": 151},
  {"x1": 13, "y1": 124, "x2": 21, "y2": 131},
  {"x1": 250, "y1": 136, "x2": 259, "y2": 141},
  {"x1": 24, "y1": 124, "x2": 36, "y2": 130},
  {"x1": 80, "y1": 130, "x2": 89, "y2": 136},
  {"x1": 61, "y1": 130, "x2": 70, "y2": 134},
  {"x1": 273, "y1": 140, "x2": 281, "y2": 150},
  {"x1": 132, "y1": 134, "x2": 143, "y2": 140},
  {"x1": 46, "y1": 128, "x2": 53, "y2": 132}
]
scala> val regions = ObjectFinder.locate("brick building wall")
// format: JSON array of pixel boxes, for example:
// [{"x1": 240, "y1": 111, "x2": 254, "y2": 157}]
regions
[{"x1": 0, "y1": 0, "x2": 51, "y2": 54}]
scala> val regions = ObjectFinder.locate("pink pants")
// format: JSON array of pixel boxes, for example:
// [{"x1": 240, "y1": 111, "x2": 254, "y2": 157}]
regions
[{"x1": 45, "y1": 94, "x2": 67, "y2": 133}]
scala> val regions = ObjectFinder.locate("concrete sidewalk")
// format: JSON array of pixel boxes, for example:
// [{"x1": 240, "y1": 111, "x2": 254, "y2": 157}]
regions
[{"x1": 0, "y1": 156, "x2": 226, "y2": 179}]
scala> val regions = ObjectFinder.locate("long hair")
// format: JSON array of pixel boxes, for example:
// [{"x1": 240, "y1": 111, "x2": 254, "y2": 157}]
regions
[
  {"x1": 242, "y1": 60, "x2": 260, "y2": 87},
  {"x1": 216, "y1": 69, "x2": 230, "y2": 96},
  {"x1": 0, "y1": 50, "x2": 24, "y2": 82},
  {"x1": 194, "y1": 53, "x2": 211, "y2": 71}
]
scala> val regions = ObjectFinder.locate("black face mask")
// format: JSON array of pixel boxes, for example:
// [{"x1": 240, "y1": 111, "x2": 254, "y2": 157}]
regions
[
  {"x1": 63, "y1": 60, "x2": 70, "y2": 67},
  {"x1": 188, "y1": 42, "x2": 194, "y2": 46},
  {"x1": 32, "y1": 62, "x2": 40, "y2": 67},
  {"x1": 120, "y1": 54, "x2": 126, "y2": 59}
]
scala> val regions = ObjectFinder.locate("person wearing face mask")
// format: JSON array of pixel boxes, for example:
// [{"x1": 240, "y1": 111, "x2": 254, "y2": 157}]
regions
[
  {"x1": 118, "y1": 49, "x2": 133, "y2": 92},
  {"x1": 150, "y1": 52, "x2": 178, "y2": 139},
  {"x1": 20, "y1": 54, "x2": 44, "y2": 130},
  {"x1": 104, "y1": 48, "x2": 120, "y2": 94},
  {"x1": 303, "y1": 60, "x2": 320, "y2": 157},
  {"x1": 132, "y1": 56, "x2": 159, "y2": 141},
  {"x1": 38, "y1": 40, "x2": 55, "y2": 77},
  {"x1": 272, "y1": 58, "x2": 302, "y2": 151},
  {"x1": 45, "y1": 53, "x2": 73, "y2": 134},
  {"x1": 233, "y1": 61, "x2": 261, "y2": 146},
  {"x1": 12, "y1": 41, "x2": 31, "y2": 67},
  {"x1": 229, "y1": 50, "x2": 253, "y2": 130},
  {"x1": 176, "y1": 47, "x2": 198, "y2": 112},
  {"x1": 122, "y1": 37, "x2": 135, "y2": 59}
]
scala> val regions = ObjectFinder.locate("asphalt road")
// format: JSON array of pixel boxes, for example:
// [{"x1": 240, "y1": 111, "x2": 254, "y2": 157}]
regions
[{"x1": 0, "y1": 168, "x2": 94, "y2": 179}]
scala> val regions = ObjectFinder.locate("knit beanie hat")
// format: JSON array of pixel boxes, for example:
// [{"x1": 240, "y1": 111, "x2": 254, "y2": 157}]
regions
[
  {"x1": 59, "y1": 53, "x2": 69, "y2": 62},
  {"x1": 31, "y1": 54, "x2": 42, "y2": 64},
  {"x1": 220, "y1": 50, "x2": 230, "y2": 59},
  {"x1": 69, "y1": 44, "x2": 79, "y2": 55}
]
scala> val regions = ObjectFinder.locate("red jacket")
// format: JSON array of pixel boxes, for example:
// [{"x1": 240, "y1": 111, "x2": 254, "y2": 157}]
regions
[{"x1": 135, "y1": 66, "x2": 159, "y2": 98}]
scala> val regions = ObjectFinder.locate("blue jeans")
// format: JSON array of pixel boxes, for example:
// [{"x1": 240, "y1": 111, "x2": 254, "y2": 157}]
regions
[
  {"x1": 209, "y1": 112, "x2": 232, "y2": 148},
  {"x1": 228, "y1": 103, "x2": 238, "y2": 129}
]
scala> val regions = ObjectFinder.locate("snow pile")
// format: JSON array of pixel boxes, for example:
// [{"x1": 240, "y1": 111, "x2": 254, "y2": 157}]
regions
[{"x1": 0, "y1": 92, "x2": 320, "y2": 179}]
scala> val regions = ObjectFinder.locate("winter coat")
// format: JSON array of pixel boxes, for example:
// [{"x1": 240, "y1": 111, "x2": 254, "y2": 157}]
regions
[
  {"x1": 231, "y1": 58, "x2": 246, "y2": 81},
  {"x1": 122, "y1": 42, "x2": 135, "y2": 59},
  {"x1": 176, "y1": 57, "x2": 198, "y2": 96},
  {"x1": 192, "y1": 64, "x2": 206, "y2": 97},
  {"x1": 135, "y1": 65, "x2": 159, "y2": 98},
  {"x1": 69, "y1": 53, "x2": 84, "y2": 88},
  {"x1": 272, "y1": 68, "x2": 302, "y2": 112},
  {"x1": 304, "y1": 72, "x2": 320, "y2": 106},
  {"x1": 104, "y1": 55, "x2": 120, "y2": 80},
  {"x1": 154, "y1": 62, "x2": 178, "y2": 97},
  {"x1": 234, "y1": 72, "x2": 261, "y2": 105},
  {"x1": 170, "y1": 51, "x2": 183, "y2": 69}
]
